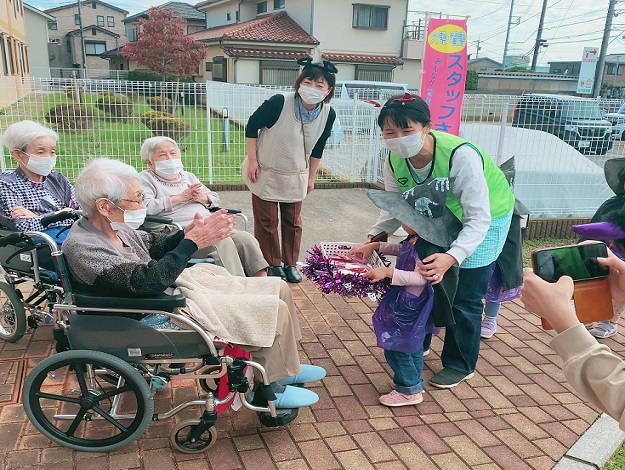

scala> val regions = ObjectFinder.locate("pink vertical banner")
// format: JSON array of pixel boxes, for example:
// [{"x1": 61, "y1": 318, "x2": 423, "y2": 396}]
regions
[{"x1": 420, "y1": 18, "x2": 468, "y2": 136}]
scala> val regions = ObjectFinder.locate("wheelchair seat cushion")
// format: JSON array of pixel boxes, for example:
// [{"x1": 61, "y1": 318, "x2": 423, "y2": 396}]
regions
[{"x1": 73, "y1": 291, "x2": 186, "y2": 312}]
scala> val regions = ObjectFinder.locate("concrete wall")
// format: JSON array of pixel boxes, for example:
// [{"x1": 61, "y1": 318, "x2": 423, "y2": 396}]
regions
[{"x1": 477, "y1": 73, "x2": 579, "y2": 94}]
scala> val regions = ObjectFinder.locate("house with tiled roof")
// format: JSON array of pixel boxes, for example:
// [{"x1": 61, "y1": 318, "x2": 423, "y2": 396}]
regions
[
  {"x1": 124, "y1": 2, "x2": 206, "y2": 42},
  {"x1": 192, "y1": 0, "x2": 421, "y2": 88},
  {"x1": 45, "y1": 0, "x2": 128, "y2": 74}
]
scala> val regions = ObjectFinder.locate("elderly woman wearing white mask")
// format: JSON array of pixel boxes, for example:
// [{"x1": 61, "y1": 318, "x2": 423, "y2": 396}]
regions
[
  {"x1": 0, "y1": 120, "x2": 79, "y2": 243},
  {"x1": 139, "y1": 136, "x2": 269, "y2": 278}
]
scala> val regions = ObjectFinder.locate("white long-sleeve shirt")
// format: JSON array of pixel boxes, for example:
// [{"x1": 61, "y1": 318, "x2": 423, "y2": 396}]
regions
[{"x1": 369, "y1": 145, "x2": 491, "y2": 266}]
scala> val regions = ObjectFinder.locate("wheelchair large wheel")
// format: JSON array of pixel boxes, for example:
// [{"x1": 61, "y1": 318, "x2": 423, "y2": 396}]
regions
[
  {"x1": 23, "y1": 350, "x2": 154, "y2": 452},
  {"x1": 0, "y1": 281, "x2": 26, "y2": 342}
]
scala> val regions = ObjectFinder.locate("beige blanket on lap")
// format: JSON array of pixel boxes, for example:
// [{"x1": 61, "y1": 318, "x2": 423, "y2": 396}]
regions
[{"x1": 174, "y1": 263, "x2": 280, "y2": 347}]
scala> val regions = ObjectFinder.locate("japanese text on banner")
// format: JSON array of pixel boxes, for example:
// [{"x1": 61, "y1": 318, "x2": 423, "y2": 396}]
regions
[{"x1": 420, "y1": 19, "x2": 468, "y2": 136}]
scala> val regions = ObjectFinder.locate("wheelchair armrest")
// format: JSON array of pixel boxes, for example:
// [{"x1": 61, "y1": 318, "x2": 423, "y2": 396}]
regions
[
  {"x1": 73, "y1": 291, "x2": 186, "y2": 312},
  {"x1": 144, "y1": 215, "x2": 174, "y2": 225},
  {"x1": 209, "y1": 207, "x2": 242, "y2": 215}
]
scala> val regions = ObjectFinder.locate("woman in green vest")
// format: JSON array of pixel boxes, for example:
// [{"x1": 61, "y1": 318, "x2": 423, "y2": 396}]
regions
[{"x1": 368, "y1": 93, "x2": 515, "y2": 389}]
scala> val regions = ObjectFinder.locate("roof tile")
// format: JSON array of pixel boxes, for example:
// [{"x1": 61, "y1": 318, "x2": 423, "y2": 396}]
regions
[
  {"x1": 322, "y1": 52, "x2": 402, "y2": 65},
  {"x1": 223, "y1": 48, "x2": 308, "y2": 60},
  {"x1": 189, "y1": 12, "x2": 318, "y2": 44}
]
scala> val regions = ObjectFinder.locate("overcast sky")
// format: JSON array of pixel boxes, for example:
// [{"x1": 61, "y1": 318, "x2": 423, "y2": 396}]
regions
[{"x1": 30, "y1": 0, "x2": 623, "y2": 66}]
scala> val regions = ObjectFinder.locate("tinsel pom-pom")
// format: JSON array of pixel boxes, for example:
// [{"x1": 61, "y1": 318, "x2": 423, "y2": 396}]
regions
[{"x1": 301, "y1": 245, "x2": 390, "y2": 299}]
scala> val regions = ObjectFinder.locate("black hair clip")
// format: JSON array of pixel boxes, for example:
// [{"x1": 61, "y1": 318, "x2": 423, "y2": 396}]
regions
[{"x1": 297, "y1": 57, "x2": 337, "y2": 74}]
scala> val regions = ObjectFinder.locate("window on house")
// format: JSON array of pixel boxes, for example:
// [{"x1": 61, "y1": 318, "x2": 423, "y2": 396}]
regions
[
  {"x1": 19, "y1": 44, "x2": 26, "y2": 76},
  {"x1": 23, "y1": 45, "x2": 29, "y2": 73},
  {"x1": 257, "y1": 1, "x2": 267, "y2": 14},
  {"x1": 355, "y1": 64, "x2": 393, "y2": 82},
  {"x1": 97, "y1": 15, "x2": 104, "y2": 26},
  {"x1": 75, "y1": 14, "x2": 80, "y2": 25},
  {"x1": 236, "y1": 10, "x2": 240, "y2": 21},
  {"x1": 227, "y1": 12, "x2": 231, "y2": 21},
  {"x1": 0, "y1": 38, "x2": 8, "y2": 75},
  {"x1": 107, "y1": 16, "x2": 114, "y2": 27},
  {"x1": 7, "y1": 38, "x2": 14, "y2": 74},
  {"x1": 205, "y1": 62, "x2": 213, "y2": 72},
  {"x1": 128, "y1": 28, "x2": 137, "y2": 42},
  {"x1": 274, "y1": 0, "x2": 285, "y2": 9},
  {"x1": 66, "y1": 37, "x2": 72, "y2": 53},
  {"x1": 352, "y1": 4, "x2": 389, "y2": 29},
  {"x1": 49, "y1": 22, "x2": 58, "y2": 30},
  {"x1": 92, "y1": 1, "x2": 96, "y2": 8},
  {"x1": 92, "y1": 28, "x2": 97, "y2": 35},
  {"x1": 607, "y1": 64, "x2": 623, "y2": 75},
  {"x1": 85, "y1": 42, "x2": 106, "y2": 55},
  {"x1": 260, "y1": 60, "x2": 299, "y2": 85}
]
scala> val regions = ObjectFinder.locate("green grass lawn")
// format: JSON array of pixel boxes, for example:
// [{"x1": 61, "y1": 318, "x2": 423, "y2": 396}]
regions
[
  {"x1": 604, "y1": 445, "x2": 625, "y2": 469},
  {"x1": 0, "y1": 90, "x2": 248, "y2": 183},
  {"x1": 521, "y1": 237, "x2": 578, "y2": 268}
]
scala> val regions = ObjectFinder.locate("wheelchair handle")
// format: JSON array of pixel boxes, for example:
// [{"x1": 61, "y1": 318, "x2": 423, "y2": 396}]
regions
[
  {"x1": 209, "y1": 207, "x2": 242, "y2": 215},
  {"x1": 41, "y1": 210, "x2": 81, "y2": 228}
]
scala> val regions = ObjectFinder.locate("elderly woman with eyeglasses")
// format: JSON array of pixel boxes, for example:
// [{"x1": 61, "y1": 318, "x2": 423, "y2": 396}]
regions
[
  {"x1": 62, "y1": 158, "x2": 325, "y2": 409},
  {"x1": 139, "y1": 136, "x2": 269, "y2": 278},
  {"x1": 0, "y1": 120, "x2": 79, "y2": 243}
]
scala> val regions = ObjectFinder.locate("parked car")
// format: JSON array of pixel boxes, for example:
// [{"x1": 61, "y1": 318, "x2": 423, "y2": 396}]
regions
[
  {"x1": 335, "y1": 80, "x2": 409, "y2": 106},
  {"x1": 605, "y1": 103, "x2": 625, "y2": 139},
  {"x1": 512, "y1": 94, "x2": 613, "y2": 155}
]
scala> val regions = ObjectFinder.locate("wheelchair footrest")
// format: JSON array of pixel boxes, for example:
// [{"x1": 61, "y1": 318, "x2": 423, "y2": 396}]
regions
[{"x1": 258, "y1": 408, "x2": 299, "y2": 427}]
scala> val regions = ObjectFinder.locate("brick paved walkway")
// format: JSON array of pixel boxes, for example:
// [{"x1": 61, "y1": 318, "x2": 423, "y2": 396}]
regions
[{"x1": 0, "y1": 280, "x2": 623, "y2": 470}]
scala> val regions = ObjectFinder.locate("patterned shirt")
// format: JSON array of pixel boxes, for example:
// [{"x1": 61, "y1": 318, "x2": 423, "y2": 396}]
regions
[{"x1": 0, "y1": 167, "x2": 79, "y2": 232}]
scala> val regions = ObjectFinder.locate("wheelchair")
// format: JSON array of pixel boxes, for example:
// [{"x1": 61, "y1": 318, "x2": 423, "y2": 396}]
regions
[{"x1": 0, "y1": 216, "x2": 300, "y2": 453}]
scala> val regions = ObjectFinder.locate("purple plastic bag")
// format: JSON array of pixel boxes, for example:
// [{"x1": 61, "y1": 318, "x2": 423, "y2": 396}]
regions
[
  {"x1": 373, "y1": 282, "x2": 435, "y2": 354},
  {"x1": 484, "y1": 263, "x2": 521, "y2": 303}
]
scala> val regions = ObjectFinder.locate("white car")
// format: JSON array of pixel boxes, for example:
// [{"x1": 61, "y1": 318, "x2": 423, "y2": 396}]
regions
[{"x1": 606, "y1": 103, "x2": 625, "y2": 138}]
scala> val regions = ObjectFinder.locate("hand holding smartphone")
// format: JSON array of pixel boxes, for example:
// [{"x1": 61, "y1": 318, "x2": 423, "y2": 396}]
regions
[{"x1": 531, "y1": 242, "x2": 613, "y2": 329}]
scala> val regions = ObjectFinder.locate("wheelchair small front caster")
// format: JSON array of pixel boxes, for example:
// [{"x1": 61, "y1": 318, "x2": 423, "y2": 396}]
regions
[{"x1": 170, "y1": 419, "x2": 218, "y2": 453}]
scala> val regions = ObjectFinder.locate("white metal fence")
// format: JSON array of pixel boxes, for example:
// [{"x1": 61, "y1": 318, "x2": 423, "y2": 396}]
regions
[{"x1": 2, "y1": 78, "x2": 625, "y2": 218}]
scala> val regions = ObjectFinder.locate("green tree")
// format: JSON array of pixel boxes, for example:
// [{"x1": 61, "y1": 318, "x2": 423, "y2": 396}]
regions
[{"x1": 465, "y1": 69, "x2": 478, "y2": 90}]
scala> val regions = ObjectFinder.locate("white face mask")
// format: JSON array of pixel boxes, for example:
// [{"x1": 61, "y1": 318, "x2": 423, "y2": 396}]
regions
[
  {"x1": 154, "y1": 159, "x2": 184, "y2": 180},
  {"x1": 298, "y1": 85, "x2": 327, "y2": 105},
  {"x1": 23, "y1": 153, "x2": 56, "y2": 176},
  {"x1": 109, "y1": 207, "x2": 147, "y2": 232},
  {"x1": 384, "y1": 132, "x2": 425, "y2": 159}
]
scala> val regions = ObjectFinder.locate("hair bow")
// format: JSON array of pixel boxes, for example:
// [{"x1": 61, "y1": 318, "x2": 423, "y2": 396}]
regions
[{"x1": 297, "y1": 57, "x2": 338, "y2": 74}]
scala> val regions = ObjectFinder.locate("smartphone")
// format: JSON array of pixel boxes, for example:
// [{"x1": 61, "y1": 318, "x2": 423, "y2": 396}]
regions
[{"x1": 531, "y1": 242, "x2": 610, "y2": 283}]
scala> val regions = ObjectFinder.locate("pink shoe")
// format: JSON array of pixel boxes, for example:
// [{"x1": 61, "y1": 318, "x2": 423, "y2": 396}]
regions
[{"x1": 379, "y1": 390, "x2": 423, "y2": 407}]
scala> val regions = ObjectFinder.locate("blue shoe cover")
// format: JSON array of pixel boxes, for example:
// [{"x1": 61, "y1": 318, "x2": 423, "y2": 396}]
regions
[{"x1": 276, "y1": 365, "x2": 326, "y2": 386}]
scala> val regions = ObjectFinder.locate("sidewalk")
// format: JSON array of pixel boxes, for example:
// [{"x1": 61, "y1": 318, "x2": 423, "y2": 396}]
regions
[{"x1": 0, "y1": 188, "x2": 623, "y2": 469}]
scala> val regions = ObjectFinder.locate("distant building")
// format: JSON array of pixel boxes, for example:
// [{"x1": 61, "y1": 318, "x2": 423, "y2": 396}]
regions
[
  {"x1": 24, "y1": 3, "x2": 54, "y2": 79},
  {"x1": 1, "y1": 0, "x2": 32, "y2": 106},
  {"x1": 44, "y1": 0, "x2": 128, "y2": 76},
  {"x1": 468, "y1": 57, "x2": 501, "y2": 73},
  {"x1": 102, "y1": 2, "x2": 206, "y2": 74}
]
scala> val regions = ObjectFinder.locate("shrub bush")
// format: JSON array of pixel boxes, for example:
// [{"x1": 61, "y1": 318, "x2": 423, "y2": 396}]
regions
[
  {"x1": 140, "y1": 110, "x2": 176, "y2": 126},
  {"x1": 45, "y1": 104, "x2": 95, "y2": 131},
  {"x1": 95, "y1": 93, "x2": 133, "y2": 118},
  {"x1": 146, "y1": 95, "x2": 173, "y2": 112},
  {"x1": 144, "y1": 116, "x2": 190, "y2": 141}
]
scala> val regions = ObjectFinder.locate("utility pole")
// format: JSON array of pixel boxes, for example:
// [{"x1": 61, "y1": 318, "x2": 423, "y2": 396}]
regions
[
  {"x1": 76, "y1": 0, "x2": 87, "y2": 78},
  {"x1": 593, "y1": 0, "x2": 617, "y2": 97},
  {"x1": 531, "y1": 0, "x2": 548, "y2": 70},
  {"x1": 502, "y1": 0, "x2": 515, "y2": 70},
  {"x1": 476, "y1": 38, "x2": 481, "y2": 59}
]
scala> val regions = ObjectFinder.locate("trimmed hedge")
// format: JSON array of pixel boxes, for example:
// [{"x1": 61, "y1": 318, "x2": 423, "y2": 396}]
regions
[
  {"x1": 45, "y1": 104, "x2": 95, "y2": 131},
  {"x1": 95, "y1": 93, "x2": 133, "y2": 118},
  {"x1": 144, "y1": 116, "x2": 190, "y2": 141}
]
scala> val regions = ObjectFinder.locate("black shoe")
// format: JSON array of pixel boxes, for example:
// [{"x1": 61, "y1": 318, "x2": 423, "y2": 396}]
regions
[
  {"x1": 267, "y1": 265, "x2": 287, "y2": 280},
  {"x1": 284, "y1": 265, "x2": 302, "y2": 283}
]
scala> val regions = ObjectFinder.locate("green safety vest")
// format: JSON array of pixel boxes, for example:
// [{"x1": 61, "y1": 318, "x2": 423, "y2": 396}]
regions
[{"x1": 389, "y1": 130, "x2": 514, "y2": 220}]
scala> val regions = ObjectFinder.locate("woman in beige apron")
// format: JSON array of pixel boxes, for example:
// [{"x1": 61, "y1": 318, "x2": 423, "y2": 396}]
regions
[{"x1": 242, "y1": 58, "x2": 337, "y2": 283}]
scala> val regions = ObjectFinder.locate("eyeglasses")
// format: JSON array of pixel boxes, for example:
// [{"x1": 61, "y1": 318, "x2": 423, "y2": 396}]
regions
[{"x1": 120, "y1": 193, "x2": 145, "y2": 205}]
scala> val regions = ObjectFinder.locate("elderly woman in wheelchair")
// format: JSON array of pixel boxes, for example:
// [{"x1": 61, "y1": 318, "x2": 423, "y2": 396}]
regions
[
  {"x1": 19, "y1": 158, "x2": 325, "y2": 453},
  {"x1": 139, "y1": 136, "x2": 269, "y2": 278},
  {"x1": 0, "y1": 120, "x2": 79, "y2": 244}
]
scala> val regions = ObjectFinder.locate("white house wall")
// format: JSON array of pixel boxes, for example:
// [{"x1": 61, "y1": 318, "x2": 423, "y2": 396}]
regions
[
  {"x1": 24, "y1": 7, "x2": 51, "y2": 78},
  {"x1": 393, "y1": 60, "x2": 420, "y2": 90},
  {"x1": 235, "y1": 58, "x2": 258, "y2": 84},
  {"x1": 311, "y1": 0, "x2": 407, "y2": 55}
]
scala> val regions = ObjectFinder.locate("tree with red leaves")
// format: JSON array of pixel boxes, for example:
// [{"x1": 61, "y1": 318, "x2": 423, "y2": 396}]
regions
[{"x1": 121, "y1": 7, "x2": 206, "y2": 80}]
